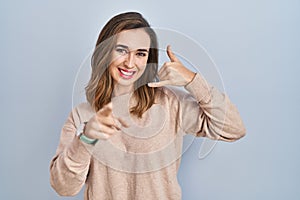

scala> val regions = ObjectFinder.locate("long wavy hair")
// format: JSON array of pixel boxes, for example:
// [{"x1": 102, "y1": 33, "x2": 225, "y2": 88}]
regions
[{"x1": 85, "y1": 12, "x2": 159, "y2": 118}]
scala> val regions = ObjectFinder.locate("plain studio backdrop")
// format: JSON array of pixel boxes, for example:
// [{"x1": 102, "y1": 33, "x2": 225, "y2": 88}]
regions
[{"x1": 0, "y1": 0, "x2": 299, "y2": 199}]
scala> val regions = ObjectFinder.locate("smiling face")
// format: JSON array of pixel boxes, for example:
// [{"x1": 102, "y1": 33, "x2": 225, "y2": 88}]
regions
[{"x1": 109, "y1": 28, "x2": 151, "y2": 95}]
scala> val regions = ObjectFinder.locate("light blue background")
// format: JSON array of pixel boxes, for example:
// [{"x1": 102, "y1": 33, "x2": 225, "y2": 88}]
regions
[{"x1": 1, "y1": 0, "x2": 299, "y2": 199}]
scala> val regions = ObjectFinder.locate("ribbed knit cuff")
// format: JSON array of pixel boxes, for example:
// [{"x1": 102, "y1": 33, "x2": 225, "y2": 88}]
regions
[
  {"x1": 66, "y1": 136, "x2": 93, "y2": 163},
  {"x1": 184, "y1": 73, "x2": 212, "y2": 104}
]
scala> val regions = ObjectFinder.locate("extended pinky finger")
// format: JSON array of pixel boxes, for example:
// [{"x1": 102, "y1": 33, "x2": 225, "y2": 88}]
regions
[{"x1": 147, "y1": 80, "x2": 171, "y2": 87}]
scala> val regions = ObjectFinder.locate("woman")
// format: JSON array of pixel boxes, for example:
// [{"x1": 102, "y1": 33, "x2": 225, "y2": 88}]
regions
[{"x1": 50, "y1": 12, "x2": 246, "y2": 200}]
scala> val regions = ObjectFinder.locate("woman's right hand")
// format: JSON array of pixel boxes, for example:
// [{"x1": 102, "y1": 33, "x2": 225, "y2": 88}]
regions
[{"x1": 84, "y1": 102, "x2": 129, "y2": 140}]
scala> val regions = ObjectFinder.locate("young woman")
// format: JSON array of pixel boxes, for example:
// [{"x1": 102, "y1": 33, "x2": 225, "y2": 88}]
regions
[{"x1": 50, "y1": 12, "x2": 246, "y2": 200}]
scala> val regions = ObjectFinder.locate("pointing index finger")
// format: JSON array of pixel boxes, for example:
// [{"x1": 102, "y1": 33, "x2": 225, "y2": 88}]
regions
[
  {"x1": 116, "y1": 117, "x2": 130, "y2": 128},
  {"x1": 97, "y1": 102, "x2": 113, "y2": 116}
]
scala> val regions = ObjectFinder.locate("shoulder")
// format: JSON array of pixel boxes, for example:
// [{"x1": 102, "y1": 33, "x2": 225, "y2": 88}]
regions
[{"x1": 74, "y1": 102, "x2": 95, "y2": 112}]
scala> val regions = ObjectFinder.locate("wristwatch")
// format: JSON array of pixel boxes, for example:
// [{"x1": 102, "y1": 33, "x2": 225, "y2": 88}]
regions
[{"x1": 76, "y1": 122, "x2": 98, "y2": 145}]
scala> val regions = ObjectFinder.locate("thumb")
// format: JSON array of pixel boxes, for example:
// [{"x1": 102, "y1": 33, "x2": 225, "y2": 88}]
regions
[{"x1": 167, "y1": 45, "x2": 179, "y2": 62}]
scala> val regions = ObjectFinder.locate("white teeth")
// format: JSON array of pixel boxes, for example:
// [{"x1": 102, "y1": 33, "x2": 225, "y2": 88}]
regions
[{"x1": 120, "y1": 69, "x2": 134, "y2": 76}]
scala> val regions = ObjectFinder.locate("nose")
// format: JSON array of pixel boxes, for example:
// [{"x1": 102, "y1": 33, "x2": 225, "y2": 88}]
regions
[{"x1": 124, "y1": 52, "x2": 135, "y2": 69}]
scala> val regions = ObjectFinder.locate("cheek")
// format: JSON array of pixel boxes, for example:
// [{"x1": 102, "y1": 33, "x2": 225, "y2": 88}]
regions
[
  {"x1": 137, "y1": 63, "x2": 147, "y2": 74},
  {"x1": 110, "y1": 51, "x2": 125, "y2": 66},
  {"x1": 137, "y1": 57, "x2": 148, "y2": 69},
  {"x1": 108, "y1": 65, "x2": 114, "y2": 77},
  {"x1": 108, "y1": 64, "x2": 113, "y2": 72},
  {"x1": 108, "y1": 61, "x2": 118, "y2": 75}
]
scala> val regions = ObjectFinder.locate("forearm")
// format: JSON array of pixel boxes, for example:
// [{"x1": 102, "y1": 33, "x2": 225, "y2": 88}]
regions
[
  {"x1": 184, "y1": 73, "x2": 246, "y2": 141},
  {"x1": 50, "y1": 135, "x2": 91, "y2": 196}
]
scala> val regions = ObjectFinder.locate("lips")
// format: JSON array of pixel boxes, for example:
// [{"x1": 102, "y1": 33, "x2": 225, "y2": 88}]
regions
[{"x1": 118, "y1": 68, "x2": 136, "y2": 79}]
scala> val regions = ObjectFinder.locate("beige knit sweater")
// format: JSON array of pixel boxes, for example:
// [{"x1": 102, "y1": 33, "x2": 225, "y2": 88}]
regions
[{"x1": 50, "y1": 73, "x2": 246, "y2": 200}]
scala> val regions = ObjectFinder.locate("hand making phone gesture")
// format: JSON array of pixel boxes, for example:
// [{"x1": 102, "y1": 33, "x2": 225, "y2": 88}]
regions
[{"x1": 148, "y1": 45, "x2": 196, "y2": 87}]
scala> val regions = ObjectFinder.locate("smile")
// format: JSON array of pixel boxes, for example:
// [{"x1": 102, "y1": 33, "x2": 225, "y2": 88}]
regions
[{"x1": 118, "y1": 68, "x2": 136, "y2": 79}]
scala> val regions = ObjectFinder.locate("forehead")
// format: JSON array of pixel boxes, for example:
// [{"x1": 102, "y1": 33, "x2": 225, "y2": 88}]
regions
[{"x1": 116, "y1": 29, "x2": 151, "y2": 50}]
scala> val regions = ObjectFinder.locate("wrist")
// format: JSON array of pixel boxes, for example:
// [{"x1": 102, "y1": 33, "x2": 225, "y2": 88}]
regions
[
  {"x1": 79, "y1": 133, "x2": 98, "y2": 145},
  {"x1": 185, "y1": 72, "x2": 196, "y2": 85},
  {"x1": 77, "y1": 122, "x2": 98, "y2": 145}
]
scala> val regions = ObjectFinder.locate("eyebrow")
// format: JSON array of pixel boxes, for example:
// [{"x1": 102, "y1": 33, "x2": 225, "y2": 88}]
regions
[{"x1": 115, "y1": 44, "x2": 149, "y2": 52}]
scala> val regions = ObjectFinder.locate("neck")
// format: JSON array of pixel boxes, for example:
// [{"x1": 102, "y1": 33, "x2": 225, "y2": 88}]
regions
[{"x1": 112, "y1": 84, "x2": 134, "y2": 97}]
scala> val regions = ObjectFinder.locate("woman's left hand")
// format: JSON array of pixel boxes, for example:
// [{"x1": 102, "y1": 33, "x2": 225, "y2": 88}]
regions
[{"x1": 148, "y1": 45, "x2": 196, "y2": 87}]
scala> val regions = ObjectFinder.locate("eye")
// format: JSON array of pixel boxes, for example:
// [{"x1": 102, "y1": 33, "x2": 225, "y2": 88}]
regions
[
  {"x1": 115, "y1": 47, "x2": 128, "y2": 55},
  {"x1": 136, "y1": 52, "x2": 147, "y2": 57}
]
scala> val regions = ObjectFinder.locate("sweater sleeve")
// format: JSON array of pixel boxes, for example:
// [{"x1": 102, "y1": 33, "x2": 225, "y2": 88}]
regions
[
  {"x1": 179, "y1": 73, "x2": 246, "y2": 142},
  {"x1": 50, "y1": 107, "x2": 93, "y2": 196}
]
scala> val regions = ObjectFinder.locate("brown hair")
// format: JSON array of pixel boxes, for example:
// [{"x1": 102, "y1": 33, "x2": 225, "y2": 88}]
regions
[{"x1": 85, "y1": 12, "x2": 158, "y2": 118}]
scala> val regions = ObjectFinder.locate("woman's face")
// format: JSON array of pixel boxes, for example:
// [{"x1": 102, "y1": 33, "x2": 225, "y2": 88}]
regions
[{"x1": 109, "y1": 28, "x2": 151, "y2": 91}]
